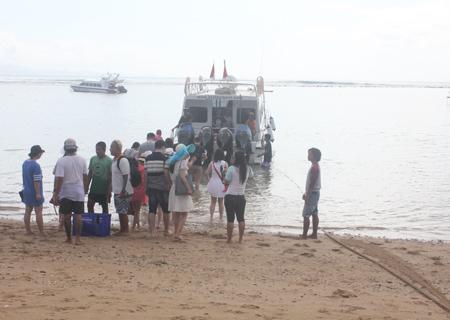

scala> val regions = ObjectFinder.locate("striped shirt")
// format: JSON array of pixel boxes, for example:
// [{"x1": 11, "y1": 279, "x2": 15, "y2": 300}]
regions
[{"x1": 145, "y1": 151, "x2": 169, "y2": 190}]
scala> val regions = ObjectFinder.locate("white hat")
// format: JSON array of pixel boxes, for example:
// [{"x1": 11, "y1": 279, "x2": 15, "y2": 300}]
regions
[
  {"x1": 64, "y1": 138, "x2": 78, "y2": 151},
  {"x1": 164, "y1": 147, "x2": 174, "y2": 156}
]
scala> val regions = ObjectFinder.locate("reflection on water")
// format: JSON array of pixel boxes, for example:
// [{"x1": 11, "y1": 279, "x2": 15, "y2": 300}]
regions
[{"x1": 1, "y1": 81, "x2": 450, "y2": 241}]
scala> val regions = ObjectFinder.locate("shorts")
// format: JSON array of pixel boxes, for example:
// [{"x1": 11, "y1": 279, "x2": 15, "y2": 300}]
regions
[
  {"x1": 59, "y1": 198, "x2": 84, "y2": 215},
  {"x1": 148, "y1": 188, "x2": 170, "y2": 214},
  {"x1": 302, "y1": 191, "x2": 320, "y2": 218},
  {"x1": 114, "y1": 194, "x2": 132, "y2": 215},
  {"x1": 88, "y1": 192, "x2": 107, "y2": 205},
  {"x1": 224, "y1": 194, "x2": 246, "y2": 223}
]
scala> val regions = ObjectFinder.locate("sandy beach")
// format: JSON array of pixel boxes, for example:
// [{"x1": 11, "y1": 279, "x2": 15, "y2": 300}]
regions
[{"x1": 0, "y1": 218, "x2": 449, "y2": 320}]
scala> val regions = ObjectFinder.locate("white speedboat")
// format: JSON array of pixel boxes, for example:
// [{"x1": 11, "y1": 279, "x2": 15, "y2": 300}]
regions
[
  {"x1": 71, "y1": 73, "x2": 127, "y2": 94},
  {"x1": 175, "y1": 62, "x2": 276, "y2": 165}
]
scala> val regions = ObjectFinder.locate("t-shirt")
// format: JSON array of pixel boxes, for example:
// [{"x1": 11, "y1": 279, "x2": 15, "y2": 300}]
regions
[
  {"x1": 88, "y1": 155, "x2": 112, "y2": 194},
  {"x1": 139, "y1": 140, "x2": 155, "y2": 154},
  {"x1": 306, "y1": 164, "x2": 321, "y2": 193},
  {"x1": 145, "y1": 151, "x2": 169, "y2": 191},
  {"x1": 225, "y1": 165, "x2": 253, "y2": 195},
  {"x1": 111, "y1": 157, "x2": 134, "y2": 195},
  {"x1": 22, "y1": 159, "x2": 44, "y2": 199},
  {"x1": 54, "y1": 155, "x2": 88, "y2": 202}
]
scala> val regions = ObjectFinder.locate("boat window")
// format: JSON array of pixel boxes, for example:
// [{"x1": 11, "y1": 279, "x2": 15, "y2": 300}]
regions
[
  {"x1": 237, "y1": 108, "x2": 256, "y2": 124},
  {"x1": 188, "y1": 107, "x2": 208, "y2": 123}
]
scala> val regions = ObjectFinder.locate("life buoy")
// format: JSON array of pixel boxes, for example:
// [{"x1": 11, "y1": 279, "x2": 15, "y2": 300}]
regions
[
  {"x1": 184, "y1": 77, "x2": 190, "y2": 95},
  {"x1": 256, "y1": 76, "x2": 264, "y2": 95},
  {"x1": 269, "y1": 116, "x2": 276, "y2": 131}
]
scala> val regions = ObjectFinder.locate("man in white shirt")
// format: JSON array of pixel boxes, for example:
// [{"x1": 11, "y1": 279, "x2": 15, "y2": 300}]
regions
[
  {"x1": 51, "y1": 138, "x2": 88, "y2": 245},
  {"x1": 110, "y1": 140, "x2": 134, "y2": 235}
]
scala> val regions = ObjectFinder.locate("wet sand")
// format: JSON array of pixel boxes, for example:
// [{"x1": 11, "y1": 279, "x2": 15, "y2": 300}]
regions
[{"x1": 0, "y1": 218, "x2": 449, "y2": 320}]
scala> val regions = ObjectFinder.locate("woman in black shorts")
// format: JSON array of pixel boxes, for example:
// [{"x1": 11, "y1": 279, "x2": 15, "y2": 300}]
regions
[{"x1": 223, "y1": 151, "x2": 253, "y2": 243}]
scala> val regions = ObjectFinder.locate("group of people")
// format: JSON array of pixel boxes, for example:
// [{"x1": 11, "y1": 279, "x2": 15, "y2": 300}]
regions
[{"x1": 21, "y1": 130, "x2": 322, "y2": 245}]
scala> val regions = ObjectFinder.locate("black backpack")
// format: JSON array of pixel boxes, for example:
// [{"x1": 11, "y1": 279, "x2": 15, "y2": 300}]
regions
[{"x1": 117, "y1": 156, "x2": 142, "y2": 188}]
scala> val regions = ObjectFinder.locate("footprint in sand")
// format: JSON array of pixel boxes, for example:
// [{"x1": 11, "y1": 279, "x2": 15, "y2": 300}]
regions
[
  {"x1": 294, "y1": 243, "x2": 309, "y2": 247},
  {"x1": 300, "y1": 252, "x2": 314, "y2": 258},
  {"x1": 225, "y1": 309, "x2": 245, "y2": 314},
  {"x1": 430, "y1": 256, "x2": 441, "y2": 261},
  {"x1": 407, "y1": 250, "x2": 421, "y2": 255},
  {"x1": 256, "y1": 242, "x2": 270, "y2": 247},
  {"x1": 211, "y1": 234, "x2": 227, "y2": 239},
  {"x1": 331, "y1": 289, "x2": 357, "y2": 298},
  {"x1": 241, "y1": 304, "x2": 260, "y2": 309}
]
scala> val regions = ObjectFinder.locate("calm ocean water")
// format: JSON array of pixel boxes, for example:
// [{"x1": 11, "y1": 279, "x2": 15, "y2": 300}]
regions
[{"x1": 1, "y1": 79, "x2": 450, "y2": 241}]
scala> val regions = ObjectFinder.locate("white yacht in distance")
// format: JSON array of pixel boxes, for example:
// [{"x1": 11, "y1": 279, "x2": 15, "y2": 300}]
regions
[
  {"x1": 71, "y1": 73, "x2": 127, "y2": 94},
  {"x1": 175, "y1": 62, "x2": 276, "y2": 165}
]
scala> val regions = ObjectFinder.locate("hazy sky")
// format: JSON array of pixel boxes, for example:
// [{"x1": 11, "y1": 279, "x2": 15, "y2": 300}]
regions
[{"x1": 1, "y1": 0, "x2": 450, "y2": 81}]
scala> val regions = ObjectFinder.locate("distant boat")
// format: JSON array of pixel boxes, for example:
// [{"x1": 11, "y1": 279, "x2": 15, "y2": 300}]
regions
[{"x1": 71, "y1": 73, "x2": 127, "y2": 94}]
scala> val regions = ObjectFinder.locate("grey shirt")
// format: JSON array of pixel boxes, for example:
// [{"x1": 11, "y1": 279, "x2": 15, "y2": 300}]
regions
[{"x1": 139, "y1": 140, "x2": 155, "y2": 154}]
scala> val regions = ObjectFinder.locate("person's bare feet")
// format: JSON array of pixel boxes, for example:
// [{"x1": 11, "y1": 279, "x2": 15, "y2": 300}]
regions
[
  {"x1": 310, "y1": 234, "x2": 318, "y2": 240},
  {"x1": 173, "y1": 236, "x2": 184, "y2": 242},
  {"x1": 64, "y1": 238, "x2": 72, "y2": 244},
  {"x1": 301, "y1": 235, "x2": 308, "y2": 240},
  {"x1": 75, "y1": 240, "x2": 82, "y2": 245},
  {"x1": 25, "y1": 231, "x2": 34, "y2": 236}
]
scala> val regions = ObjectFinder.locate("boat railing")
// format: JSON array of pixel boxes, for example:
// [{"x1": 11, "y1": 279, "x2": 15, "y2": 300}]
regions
[{"x1": 184, "y1": 79, "x2": 258, "y2": 96}]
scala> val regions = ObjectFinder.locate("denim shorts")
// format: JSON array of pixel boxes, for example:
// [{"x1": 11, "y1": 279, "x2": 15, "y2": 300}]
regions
[{"x1": 302, "y1": 191, "x2": 320, "y2": 218}]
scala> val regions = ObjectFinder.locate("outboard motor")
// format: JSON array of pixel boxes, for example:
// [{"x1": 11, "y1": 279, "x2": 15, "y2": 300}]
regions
[
  {"x1": 218, "y1": 128, "x2": 234, "y2": 163},
  {"x1": 177, "y1": 123, "x2": 195, "y2": 145},
  {"x1": 235, "y1": 124, "x2": 252, "y2": 163},
  {"x1": 218, "y1": 128, "x2": 233, "y2": 147},
  {"x1": 200, "y1": 126, "x2": 214, "y2": 165},
  {"x1": 235, "y1": 124, "x2": 252, "y2": 149},
  {"x1": 200, "y1": 126, "x2": 213, "y2": 146}
]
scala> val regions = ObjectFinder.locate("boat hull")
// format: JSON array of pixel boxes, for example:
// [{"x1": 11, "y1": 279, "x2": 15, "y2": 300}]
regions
[{"x1": 71, "y1": 85, "x2": 122, "y2": 94}]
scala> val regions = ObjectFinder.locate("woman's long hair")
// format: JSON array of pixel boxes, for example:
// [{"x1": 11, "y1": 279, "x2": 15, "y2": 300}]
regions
[
  {"x1": 213, "y1": 148, "x2": 225, "y2": 163},
  {"x1": 233, "y1": 150, "x2": 247, "y2": 184}
]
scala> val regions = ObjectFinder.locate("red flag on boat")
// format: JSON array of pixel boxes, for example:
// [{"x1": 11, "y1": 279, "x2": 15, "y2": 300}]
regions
[
  {"x1": 222, "y1": 60, "x2": 228, "y2": 79},
  {"x1": 209, "y1": 63, "x2": 215, "y2": 79}
]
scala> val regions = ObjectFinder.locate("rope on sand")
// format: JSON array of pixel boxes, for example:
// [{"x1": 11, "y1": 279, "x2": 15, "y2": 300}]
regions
[
  {"x1": 274, "y1": 165, "x2": 450, "y2": 314},
  {"x1": 323, "y1": 231, "x2": 450, "y2": 313}
]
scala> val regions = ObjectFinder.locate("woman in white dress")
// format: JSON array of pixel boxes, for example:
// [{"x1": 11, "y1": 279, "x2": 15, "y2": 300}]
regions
[
  {"x1": 206, "y1": 149, "x2": 228, "y2": 221},
  {"x1": 168, "y1": 144, "x2": 193, "y2": 241}
]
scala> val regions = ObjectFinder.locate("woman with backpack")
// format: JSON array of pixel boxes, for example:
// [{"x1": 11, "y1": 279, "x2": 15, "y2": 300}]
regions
[
  {"x1": 168, "y1": 144, "x2": 193, "y2": 242},
  {"x1": 206, "y1": 149, "x2": 228, "y2": 221},
  {"x1": 129, "y1": 155, "x2": 147, "y2": 231},
  {"x1": 224, "y1": 150, "x2": 253, "y2": 244}
]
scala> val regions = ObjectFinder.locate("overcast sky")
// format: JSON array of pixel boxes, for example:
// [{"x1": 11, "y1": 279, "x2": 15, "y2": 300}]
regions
[{"x1": 1, "y1": 0, "x2": 450, "y2": 81}]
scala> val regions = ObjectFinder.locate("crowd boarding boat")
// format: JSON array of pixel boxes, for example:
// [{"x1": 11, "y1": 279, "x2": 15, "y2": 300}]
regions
[
  {"x1": 71, "y1": 73, "x2": 127, "y2": 94},
  {"x1": 175, "y1": 62, "x2": 276, "y2": 165}
]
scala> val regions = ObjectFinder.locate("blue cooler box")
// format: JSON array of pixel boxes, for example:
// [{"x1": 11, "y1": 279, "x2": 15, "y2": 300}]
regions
[{"x1": 72, "y1": 213, "x2": 111, "y2": 237}]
